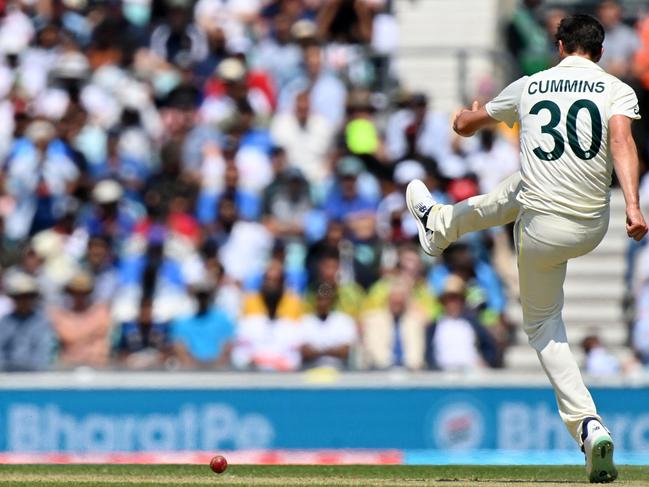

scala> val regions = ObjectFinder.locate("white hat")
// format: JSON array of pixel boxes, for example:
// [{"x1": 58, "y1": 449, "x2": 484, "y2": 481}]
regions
[
  {"x1": 291, "y1": 20, "x2": 317, "y2": 40},
  {"x1": 4, "y1": 272, "x2": 39, "y2": 296},
  {"x1": 33, "y1": 88, "x2": 70, "y2": 121},
  {"x1": 394, "y1": 160, "x2": 426, "y2": 185},
  {"x1": 92, "y1": 180, "x2": 123, "y2": 204},
  {"x1": 62, "y1": 0, "x2": 87, "y2": 9},
  {"x1": 0, "y1": 32, "x2": 27, "y2": 55},
  {"x1": 66, "y1": 270, "x2": 95, "y2": 293},
  {"x1": 24, "y1": 120, "x2": 56, "y2": 142},
  {"x1": 52, "y1": 52, "x2": 90, "y2": 80},
  {"x1": 216, "y1": 58, "x2": 246, "y2": 82},
  {"x1": 31, "y1": 230, "x2": 64, "y2": 260}
]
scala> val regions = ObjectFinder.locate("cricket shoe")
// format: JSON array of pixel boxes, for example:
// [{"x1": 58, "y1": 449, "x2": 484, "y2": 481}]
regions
[
  {"x1": 405, "y1": 179, "x2": 444, "y2": 257},
  {"x1": 581, "y1": 417, "x2": 618, "y2": 483}
]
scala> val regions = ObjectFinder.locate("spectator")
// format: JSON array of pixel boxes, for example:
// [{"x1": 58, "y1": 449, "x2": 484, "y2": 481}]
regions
[
  {"x1": 425, "y1": 275, "x2": 499, "y2": 370},
  {"x1": 544, "y1": 9, "x2": 569, "y2": 66},
  {"x1": 385, "y1": 92, "x2": 450, "y2": 166},
  {"x1": 317, "y1": 0, "x2": 374, "y2": 45},
  {"x1": 147, "y1": 141, "x2": 198, "y2": 205},
  {"x1": 198, "y1": 162, "x2": 261, "y2": 225},
  {"x1": 582, "y1": 334, "x2": 621, "y2": 377},
  {"x1": 324, "y1": 156, "x2": 377, "y2": 222},
  {"x1": 252, "y1": 13, "x2": 303, "y2": 89},
  {"x1": 117, "y1": 297, "x2": 171, "y2": 370},
  {"x1": 0, "y1": 272, "x2": 53, "y2": 371},
  {"x1": 134, "y1": 187, "x2": 202, "y2": 248},
  {"x1": 200, "y1": 245, "x2": 242, "y2": 321},
  {"x1": 279, "y1": 42, "x2": 347, "y2": 127},
  {"x1": 150, "y1": 3, "x2": 208, "y2": 66},
  {"x1": 360, "y1": 277, "x2": 428, "y2": 370},
  {"x1": 201, "y1": 57, "x2": 274, "y2": 125},
  {"x1": 193, "y1": 26, "x2": 228, "y2": 85},
  {"x1": 597, "y1": 0, "x2": 640, "y2": 79},
  {"x1": 233, "y1": 260, "x2": 304, "y2": 371},
  {"x1": 467, "y1": 129, "x2": 520, "y2": 193},
  {"x1": 346, "y1": 211, "x2": 384, "y2": 290},
  {"x1": 209, "y1": 193, "x2": 273, "y2": 282},
  {"x1": 118, "y1": 233, "x2": 186, "y2": 294},
  {"x1": 305, "y1": 218, "x2": 362, "y2": 293},
  {"x1": 505, "y1": 0, "x2": 551, "y2": 76},
  {"x1": 305, "y1": 248, "x2": 365, "y2": 319},
  {"x1": 49, "y1": 271, "x2": 112, "y2": 368},
  {"x1": 81, "y1": 180, "x2": 141, "y2": 249},
  {"x1": 171, "y1": 279, "x2": 235, "y2": 369},
  {"x1": 4, "y1": 120, "x2": 80, "y2": 240},
  {"x1": 8, "y1": 233, "x2": 75, "y2": 304},
  {"x1": 270, "y1": 89, "x2": 334, "y2": 185},
  {"x1": 38, "y1": 198, "x2": 87, "y2": 261},
  {"x1": 300, "y1": 283, "x2": 357, "y2": 369},
  {"x1": 82, "y1": 234, "x2": 118, "y2": 303},
  {"x1": 429, "y1": 243, "x2": 506, "y2": 327},
  {"x1": 344, "y1": 89, "x2": 381, "y2": 162},
  {"x1": 365, "y1": 244, "x2": 439, "y2": 321},
  {"x1": 262, "y1": 166, "x2": 313, "y2": 241},
  {"x1": 89, "y1": 128, "x2": 151, "y2": 197}
]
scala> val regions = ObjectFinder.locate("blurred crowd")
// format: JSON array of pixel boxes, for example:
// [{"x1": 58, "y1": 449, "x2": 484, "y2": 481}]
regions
[
  {"x1": 0, "y1": 0, "x2": 522, "y2": 372},
  {"x1": 508, "y1": 0, "x2": 649, "y2": 374},
  {"x1": 2, "y1": 0, "x2": 649, "y2": 374}
]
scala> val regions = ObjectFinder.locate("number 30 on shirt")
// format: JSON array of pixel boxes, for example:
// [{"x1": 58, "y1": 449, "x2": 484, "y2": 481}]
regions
[{"x1": 529, "y1": 99, "x2": 603, "y2": 161}]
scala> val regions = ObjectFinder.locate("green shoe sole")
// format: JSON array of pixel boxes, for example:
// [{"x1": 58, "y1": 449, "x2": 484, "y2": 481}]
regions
[{"x1": 589, "y1": 437, "x2": 618, "y2": 483}]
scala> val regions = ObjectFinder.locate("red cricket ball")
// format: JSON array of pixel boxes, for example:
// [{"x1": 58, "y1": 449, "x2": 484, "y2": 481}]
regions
[{"x1": 210, "y1": 455, "x2": 228, "y2": 474}]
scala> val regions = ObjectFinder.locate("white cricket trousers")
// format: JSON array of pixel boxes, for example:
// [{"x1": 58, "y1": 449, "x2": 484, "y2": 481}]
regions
[{"x1": 426, "y1": 172, "x2": 609, "y2": 444}]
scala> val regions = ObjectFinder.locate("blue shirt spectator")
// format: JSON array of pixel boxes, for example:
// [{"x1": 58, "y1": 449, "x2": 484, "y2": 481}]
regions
[
  {"x1": 79, "y1": 181, "x2": 143, "y2": 247},
  {"x1": 0, "y1": 273, "x2": 54, "y2": 371},
  {"x1": 323, "y1": 156, "x2": 377, "y2": 221},
  {"x1": 118, "y1": 248, "x2": 186, "y2": 290},
  {"x1": 171, "y1": 307, "x2": 235, "y2": 364},
  {"x1": 197, "y1": 190, "x2": 261, "y2": 224},
  {"x1": 4, "y1": 125, "x2": 80, "y2": 239},
  {"x1": 278, "y1": 44, "x2": 347, "y2": 127}
]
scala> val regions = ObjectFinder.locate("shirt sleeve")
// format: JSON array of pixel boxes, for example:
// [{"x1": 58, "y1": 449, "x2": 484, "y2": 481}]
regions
[
  {"x1": 485, "y1": 76, "x2": 528, "y2": 128},
  {"x1": 610, "y1": 81, "x2": 641, "y2": 120}
]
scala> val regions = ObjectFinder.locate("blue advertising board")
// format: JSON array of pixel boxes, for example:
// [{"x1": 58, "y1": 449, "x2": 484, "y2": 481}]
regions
[{"x1": 0, "y1": 387, "x2": 648, "y2": 453}]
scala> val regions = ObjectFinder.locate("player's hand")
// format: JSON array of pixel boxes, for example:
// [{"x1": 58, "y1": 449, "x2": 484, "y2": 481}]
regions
[
  {"x1": 626, "y1": 206, "x2": 648, "y2": 241},
  {"x1": 452, "y1": 101, "x2": 479, "y2": 135}
]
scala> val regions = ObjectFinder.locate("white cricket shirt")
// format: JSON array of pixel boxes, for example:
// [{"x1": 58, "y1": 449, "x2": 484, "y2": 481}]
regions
[{"x1": 486, "y1": 55, "x2": 641, "y2": 219}]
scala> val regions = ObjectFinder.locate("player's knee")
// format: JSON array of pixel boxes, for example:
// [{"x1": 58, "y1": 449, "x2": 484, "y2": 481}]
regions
[{"x1": 524, "y1": 313, "x2": 567, "y2": 351}]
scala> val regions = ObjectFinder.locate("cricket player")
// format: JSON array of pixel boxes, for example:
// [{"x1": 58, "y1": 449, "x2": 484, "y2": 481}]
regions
[{"x1": 406, "y1": 14, "x2": 647, "y2": 483}]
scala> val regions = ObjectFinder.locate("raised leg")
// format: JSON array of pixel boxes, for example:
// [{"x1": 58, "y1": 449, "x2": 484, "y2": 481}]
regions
[{"x1": 426, "y1": 172, "x2": 522, "y2": 251}]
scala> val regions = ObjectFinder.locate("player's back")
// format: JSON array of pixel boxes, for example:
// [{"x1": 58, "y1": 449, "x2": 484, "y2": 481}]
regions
[{"x1": 516, "y1": 56, "x2": 639, "y2": 219}]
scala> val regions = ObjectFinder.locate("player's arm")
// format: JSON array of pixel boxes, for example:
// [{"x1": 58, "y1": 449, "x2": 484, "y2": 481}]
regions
[
  {"x1": 609, "y1": 115, "x2": 648, "y2": 241},
  {"x1": 452, "y1": 101, "x2": 499, "y2": 137},
  {"x1": 454, "y1": 76, "x2": 528, "y2": 137}
]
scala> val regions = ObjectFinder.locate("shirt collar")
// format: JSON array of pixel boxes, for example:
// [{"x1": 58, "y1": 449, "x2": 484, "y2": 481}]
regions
[{"x1": 557, "y1": 55, "x2": 604, "y2": 71}]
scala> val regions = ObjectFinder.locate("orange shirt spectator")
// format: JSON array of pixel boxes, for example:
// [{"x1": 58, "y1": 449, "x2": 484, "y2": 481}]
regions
[
  {"x1": 634, "y1": 17, "x2": 649, "y2": 89},
  {"x1": 49, "y1": 271, "x2": 112, "y2": 368}
]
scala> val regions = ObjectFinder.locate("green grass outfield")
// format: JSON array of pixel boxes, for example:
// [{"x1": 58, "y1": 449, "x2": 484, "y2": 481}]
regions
[{"x1": 0, "y1": 465, "x2": 648, "y2": 487}]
